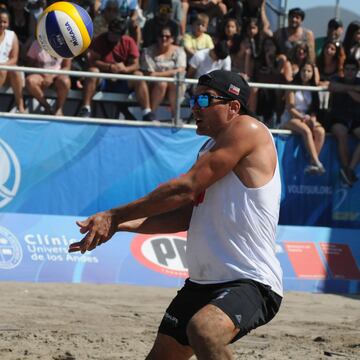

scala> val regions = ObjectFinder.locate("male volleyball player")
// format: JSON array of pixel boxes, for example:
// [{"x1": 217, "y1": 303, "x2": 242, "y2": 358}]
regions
[{"x1": 69, "y1": 70, "x2": 283, "y2": 360}]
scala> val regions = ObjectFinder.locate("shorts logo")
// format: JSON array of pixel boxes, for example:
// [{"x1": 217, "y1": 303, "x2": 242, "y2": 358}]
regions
[
  {"x1": 0, "y1": 226, "x2": 23, "y2": 269},
  {"x1": 131, "y1": 233, "x2": 188, "y2": 278},
  {"x1": 0, "y1": 139, "x2": 21, "y2": 208}
]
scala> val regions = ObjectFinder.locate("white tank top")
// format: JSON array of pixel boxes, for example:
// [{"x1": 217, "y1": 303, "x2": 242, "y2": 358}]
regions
[
  {"x1": 0, "y1": 30, "x2": 15, "y2": 63},
  {"x1": 186, "y1": 135, "x2": 283, "y2": 296}
]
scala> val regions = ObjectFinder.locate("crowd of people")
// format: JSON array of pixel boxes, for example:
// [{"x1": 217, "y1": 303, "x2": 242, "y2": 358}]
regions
[{"x1": 0, "y1": 0, "x2": 359, "y2": 185}]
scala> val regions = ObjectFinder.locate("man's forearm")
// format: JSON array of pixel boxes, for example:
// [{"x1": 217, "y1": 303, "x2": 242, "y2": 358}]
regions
[
  {"x1": 110, "y1": 177, "x2": 196, "y2": 227},
  {"x1": 118, "y1": 204, "x2": 193, "y2": 234}
]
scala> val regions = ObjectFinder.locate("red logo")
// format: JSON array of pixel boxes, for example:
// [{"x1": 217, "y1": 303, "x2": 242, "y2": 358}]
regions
[{"x1": 131, "y1": 232, "x2": 189, "y2": 278}]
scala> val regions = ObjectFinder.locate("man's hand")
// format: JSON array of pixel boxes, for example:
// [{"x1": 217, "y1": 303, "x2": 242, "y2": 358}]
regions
[{"x1": 68, "y1": 211, "x2": 117, "y2": 254}]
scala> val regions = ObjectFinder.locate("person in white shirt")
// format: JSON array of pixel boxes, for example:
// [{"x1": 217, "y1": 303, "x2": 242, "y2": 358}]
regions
[
  {"x1": 0, "y1": 8, "x2": 25, "y2": 113},
  {"x1": 187, "y1": 40, "x2": 231, "y2": 79},
  {"x1": 69, "y1": 70, "x2": 283, "y2": 360}
]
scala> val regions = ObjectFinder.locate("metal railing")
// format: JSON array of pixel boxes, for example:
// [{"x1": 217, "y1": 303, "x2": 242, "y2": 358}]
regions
[{"x1": 0, "y1": 65, "x2": 327, "y2": 127}]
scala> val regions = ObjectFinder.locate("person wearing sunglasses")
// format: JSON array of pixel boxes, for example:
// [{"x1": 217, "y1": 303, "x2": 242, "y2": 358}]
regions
[{"x1": 69, "y1": 69, "x2": 283, "y2": 360}]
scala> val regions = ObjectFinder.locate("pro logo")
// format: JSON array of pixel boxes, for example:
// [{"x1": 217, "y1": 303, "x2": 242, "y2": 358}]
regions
[
  {"x1": 0, "y1": 139, "x2": 21, "y2": 208},
  {"x1": 131, "y1": 233, "x2": 188, "y2": 278},
  {"x1": 0, "y1": 226, "x2": 23, "y2": 269}
]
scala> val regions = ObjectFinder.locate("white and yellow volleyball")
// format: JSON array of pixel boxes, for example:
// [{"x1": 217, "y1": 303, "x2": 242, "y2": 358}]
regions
[{"x1": 36, "y1": 1, "x2": 93, "y2": 59}]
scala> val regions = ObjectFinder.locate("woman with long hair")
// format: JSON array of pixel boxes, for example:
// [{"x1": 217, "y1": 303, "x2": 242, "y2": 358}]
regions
[
  {"x1": 280, "y1": 62, "x2": 326, "y2": 174},
  {"x1": 343, "y1": 21, "x2": 360, "y2": 63}
]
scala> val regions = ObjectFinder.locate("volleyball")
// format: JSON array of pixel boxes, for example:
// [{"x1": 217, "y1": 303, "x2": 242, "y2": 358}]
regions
[{"x1": 36, "y1": 1, "x2": 93, "y2": 59}]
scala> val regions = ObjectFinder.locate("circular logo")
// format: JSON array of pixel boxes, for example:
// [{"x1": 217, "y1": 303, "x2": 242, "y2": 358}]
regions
[
  {"x1": 0, "y1": 139, "x2": 21, "y2": 208},
  {"x1": 131, "y1": 233, "x2": 188, "y2": 278},
  {"x1": 0, "y1": 226, "x2": 23, "y2": 269}
]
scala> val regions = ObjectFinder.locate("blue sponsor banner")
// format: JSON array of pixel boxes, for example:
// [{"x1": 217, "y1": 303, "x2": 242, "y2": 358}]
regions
[
  {"x1": 0, "y1": 117, "x2": 359, "y2": 293},
  {"x1": 0, "y1": 213, "x2": 359, "y2": 293}
]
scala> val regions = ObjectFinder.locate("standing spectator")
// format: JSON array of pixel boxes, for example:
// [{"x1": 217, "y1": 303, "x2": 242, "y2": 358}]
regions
[
  {"x1": 183, "y1": 12, "x2": 214, "y2": 60},
  {"x1": 329, "y1": 57, "x2": 360, "y2": 187},
  {"x1": 315, "y1": 18, "x2": 344, "y2": 57},
  {"x1": 140, "y1": 25, "x2": 186, "y2": 120},
  {"x1": 343, "y1": 21, "x2": 360, "y2": 68},
  {"x1": 25, "y1": 39, "x2": 71, "y2": 115},
  {"x1": 78, "y1": 17, "x2": 152, "y2": 120},
  {"x1": 274, "y1": 7, "x2": 315, "y2": 63},
  {"x1": 251, "y1": 36, "x2": 292, "y2": 125},
  {"x1": 280, "y1": 62, "x2": 326, "y2": 175},
  {"x1": 93, "y1": 0, "x2": 121, "y2": 37},
  {"x1": 99, "y1": 0, "x2": 142, "y2": 46},
  {"x1": 8, "y1": 0, "x2": 36, "y2": 64},
  {"x1": 186, "y1": 40, "x2": 231, "y2": 79},
  {"x1": 0, "y1": 7, "x2": 25, "y2": 113},
  {"x1": 142, "y1": 0, "x2": 181, "y2": 48}
]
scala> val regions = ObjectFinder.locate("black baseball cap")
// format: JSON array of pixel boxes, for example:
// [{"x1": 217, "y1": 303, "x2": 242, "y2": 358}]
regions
[{"x1": 198, "y1": 70, "x2": 253, "y2": 115}]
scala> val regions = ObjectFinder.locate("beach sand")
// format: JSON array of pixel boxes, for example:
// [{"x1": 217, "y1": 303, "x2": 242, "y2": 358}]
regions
[{"x1": 0, "y1": 282, "x2": 359, "y2": 359}]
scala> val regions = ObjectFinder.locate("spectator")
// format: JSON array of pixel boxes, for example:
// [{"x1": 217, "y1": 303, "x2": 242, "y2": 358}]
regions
[
  {"x1": 230, "y1": 17, "x2": 264, "y2": 79},
  {"x1": 93, "y1": 0, "x2": 121, "y2": 37},
  {"x1": 0, "y1": 7, "x2": 25, "y2": 113},
  {"x1": 217, "y1": 16, "x2": 242, "y2": 55},
  {"x1": 224, "y1": 0, "x2": 272, "y2": 36},
  {"x1": 183, "y1": 12, "x2": 214, "y2": 60},
  {"x1": 343, "y1": 21, "x2": 360, "y2": 68},
  {"x1": 78, "y1": 17, "x2": 152, "y2": 120},
  {"x1": 315, "y1": 17, "x2": 344, "y2": 57},
  {"x1": 274, "y1": 7, "x2": 315, "y2": 63},
  {"x1": 289, "y1": 42, "x2": 320, "y2": 83},
  {"x1": 25, "y1": 39, "x2": 71, "y2": 115},
  {"x1": 140, "y1": 25, "x2": 186, "y2": 120},
  {"x1": 316, "y1": 40, "x2": 345, "y2": 131},
  {"x1": 8, "y1": 0, "x2": 36, "y2": 65},
  {"x1": 186, "y1": 40, "x2": 231, "y2": 79},
  {"x1": 143, "y1": 0, "x2": 183, "y2": 27},
  {"x1": 329, "y1": 57, "x2": 360, "y2": 187},
  {"x1": 280, "y1": 62, "x2": 326, "y2": 175},
  {"x1": 99, "y1": 0, "x2": 142, "y2": 46},
  {"x1": 142, "y1": 0, "x2": 181, "y2": 48},
  {"x1": 25, "y1": 0, "x2": 45, "y2": 20},
  {"x1": 188, "y1": 0, "x2": 227, "y2": 35},
  {"x1": 251, "y1": 36, "x2": 292, "y2": 125}
]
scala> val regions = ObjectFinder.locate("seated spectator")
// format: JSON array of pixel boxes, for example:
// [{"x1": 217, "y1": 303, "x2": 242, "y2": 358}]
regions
[
  {"x1": 315, "y1": 18, "x2": 344, "y2": 57},
  {"x1": 251, "y1": 36, "x2": 292, "y2": 125},
  {"x1": 216, "y1": 16, "x2": 242, "y2": 55},
  {"x1": 143, "y1": 0, "x2": 183, "y2": 28},
  {"x1": 93, "y1": 0, "x2": 121, "y2": 37},
  {"x1": 99, "y1": 0, "x2": 142, "y2": 46},
  {"x1": 289, "y1": 42, "x2": 319, "y2": 82},
  {"x1": 25, "y1": 0, "x2": 45, "y2": 20},
  {"x1": 274, "y1": 7, "x2": 315, "y2": 64},
  {"x1": 0, "y1": 8, "x2": 25, "y2": 113},
  {"x1": 188, "y1": 0, "x2": 227, "y2": 35},
  {"x1": 329, "y1": 57, "x2": 360, "y2": 187},
  {"x1": 280, "y1": 62, "x2": 326, "y2": 175},
  {"x1": 78, "y1": 17, "x2": 152, "y2": 120},
  {"x1": 8, "y1": 0, "x2": 36, "y2": 65},
  {"x1": 142, "y1": 0, "x2": 181, "y2": 48},
  {"x1": 186, "y1": 40, "x2": 231, "y2": 79},
  {"x1": 25, "y1": 39, "x2": 71, "y2": 115},
  {"x1": 316, "y1": 40, "x2": 345, "y2": 131},
  {"x1": 317, "y1": 40, "x2": 345, "y2": 86},
  {"x1": 343, "y1": 21, "x2": 360, "y2": 68},
  {"x1": 140, "y1": 25, "x2": 186, "y2": 120},
  {"x1": 183, "y1": 12, "x2": 214, "y2": 61}
]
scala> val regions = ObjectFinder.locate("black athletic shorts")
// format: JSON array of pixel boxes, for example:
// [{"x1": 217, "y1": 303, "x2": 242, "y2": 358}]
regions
[{"x1": 158, "y1": 278, "x2": 282, "y2": 346}]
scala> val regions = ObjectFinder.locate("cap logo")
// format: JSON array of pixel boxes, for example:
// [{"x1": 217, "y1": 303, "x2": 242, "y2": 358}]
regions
[{"x1": 228, "y1": 84, "x2": 240, "y2": 95}]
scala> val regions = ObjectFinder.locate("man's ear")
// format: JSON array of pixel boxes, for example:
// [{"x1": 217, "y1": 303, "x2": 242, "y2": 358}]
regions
[{"x1": 229, "y1": 100, "x2": 241, "y2": 114}]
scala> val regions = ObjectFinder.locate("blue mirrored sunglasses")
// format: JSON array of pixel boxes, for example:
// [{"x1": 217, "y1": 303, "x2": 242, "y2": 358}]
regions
[{"x1": 189, "y1": 93, "x2": 232, "y2": 109}]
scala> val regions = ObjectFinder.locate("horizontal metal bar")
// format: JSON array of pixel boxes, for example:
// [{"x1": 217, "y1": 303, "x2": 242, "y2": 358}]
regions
[{"x1": 0, "y1": 65, "x2": 327, "y2": 92}]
